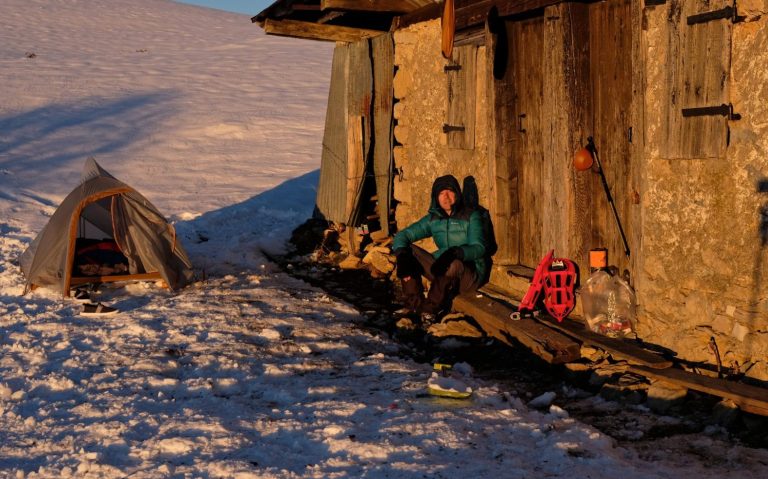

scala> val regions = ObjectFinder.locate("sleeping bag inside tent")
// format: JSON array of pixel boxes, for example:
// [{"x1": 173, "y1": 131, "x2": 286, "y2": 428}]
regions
[{"x1": 20, "y1": 158, "x2": 194, "y2": 297}]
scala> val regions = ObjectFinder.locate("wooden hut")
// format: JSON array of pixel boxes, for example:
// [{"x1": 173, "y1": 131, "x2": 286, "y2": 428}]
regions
[{"x1": 253, "y1": 0, "x2": 768, "y2": 386}]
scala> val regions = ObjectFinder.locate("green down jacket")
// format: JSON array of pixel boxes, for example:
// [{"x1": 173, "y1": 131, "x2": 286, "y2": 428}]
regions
[{"x1": 392, "y1": 175, "x2": 487, "y2": 281}]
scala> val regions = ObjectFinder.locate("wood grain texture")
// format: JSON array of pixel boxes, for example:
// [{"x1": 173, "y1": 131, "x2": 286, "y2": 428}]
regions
[
  {"x1": 372, "y1": 33, "x2": 395, "y2": 236},
  {"x1": 445, "y1": 44, "x2": 477, "y2": 149},
  {"x1": 663, "y1": 0, "x2": 731, "y2": 159}
]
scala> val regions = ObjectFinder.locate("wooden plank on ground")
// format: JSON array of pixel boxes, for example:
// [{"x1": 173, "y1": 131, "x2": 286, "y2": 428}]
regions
[
  {"x1": 630, "y1": 365, "x2": 768, "y2": 417},
  {"x1": 453, "y1": 294, "x2": 581, "y2": 364},
  {"x1": 539, "y1": 316, "x2": 673, "y2": 369}
]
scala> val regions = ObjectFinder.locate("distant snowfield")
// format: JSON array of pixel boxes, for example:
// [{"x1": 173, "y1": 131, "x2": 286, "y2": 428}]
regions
[{"x1": 1, "y1": 1, "x2": 767, "y2": 478}]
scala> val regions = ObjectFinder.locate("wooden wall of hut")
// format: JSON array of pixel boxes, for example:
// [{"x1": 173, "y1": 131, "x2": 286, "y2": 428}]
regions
[
  {"x1": 487, "y1": 0, "x2": 637, "y2": 286},
  {"x1": 315, "y1": 34, "x2": 395, "y2": 237}
]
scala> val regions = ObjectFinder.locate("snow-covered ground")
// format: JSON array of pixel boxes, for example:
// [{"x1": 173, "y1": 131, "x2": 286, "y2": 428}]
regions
[{"x1": 0, "y1": 0, "x2": 766, "y2": 477}]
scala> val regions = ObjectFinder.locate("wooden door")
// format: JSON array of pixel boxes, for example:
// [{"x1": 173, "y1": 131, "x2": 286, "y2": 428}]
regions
[
  {"x1": 511, "y1": 16, "x2": 546, "y2": 268},
  {"x1": 491, "y1": 14, "x2": 547, "y2": 269},
  {"x1": 589, "y1": 0, "x2": 633, "y2": 276}
]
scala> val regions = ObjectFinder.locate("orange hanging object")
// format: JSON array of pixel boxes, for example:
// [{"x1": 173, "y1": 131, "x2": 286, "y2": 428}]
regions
[
  {"x1": 441, "y1": 0, "x2": 455, "y2": 59},
  {"x1": 573, "y1": 147, "x2": 594, "y2": 171}
]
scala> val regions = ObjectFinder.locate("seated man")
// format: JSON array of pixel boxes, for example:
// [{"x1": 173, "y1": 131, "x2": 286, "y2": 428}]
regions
[{"x1": 392, "y1": 174, "x2": 487, "y2": 325}]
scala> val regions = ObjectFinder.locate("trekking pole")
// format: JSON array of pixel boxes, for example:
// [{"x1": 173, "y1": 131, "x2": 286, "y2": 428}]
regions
[{"x1": 585, "y1": 137, "x2": 631, "y2": 258}]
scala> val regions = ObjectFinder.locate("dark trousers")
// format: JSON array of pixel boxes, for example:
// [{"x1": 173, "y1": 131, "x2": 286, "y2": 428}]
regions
[{"x1": 401, "y1": 245, "x2": 482, "y2": 315}]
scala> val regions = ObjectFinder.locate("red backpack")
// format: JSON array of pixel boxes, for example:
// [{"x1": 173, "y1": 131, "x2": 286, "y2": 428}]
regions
[{"x1": 517, "y1": 250, "x2": 577, "y2": 322}]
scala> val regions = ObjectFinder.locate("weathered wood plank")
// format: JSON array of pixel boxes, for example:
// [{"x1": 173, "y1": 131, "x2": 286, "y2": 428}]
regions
[
  {"x1": 539, "y1": 316, "x2": 674, "y2": 369},
  {"x1": 453, "y1": 294, "x2": 581, "y2": 364},
  {"x1": 454, "y1": 26, "x2": 485, "y2": 47},
  {"x1": 663, "y1": 0, "x2": 730, "y2": 159},
  {"x1": 346, "y1": 115, "x2": 365, "y2": 222},
  {"x1": 321, "y1": 0, "x2": 421, "y2": 13},
  {"x1": 488, "y1": 16, "x2": 519, "y2": 265},
  {"x1": 372, "y1": 33, "x2": 395, "y2": 236},
  {"x1": 630, "y1": 365, "x2": 768, "y2": 416},
  {"x1": 588, "y1": 0, "x2": 633, "y2": 276},
  {"x1": 453, "y1": 0, "x2": 564, "y2": 31},
  {"x1": 397, "y1": 0, "x2": 562, "y2": 30},
  {"x1": 263, "y1": 18, "x2": 384, "y2": 42},
  {"x1": 511, "y1": 15, "x2": 545, "y2": 268},
  {"x1": 445, "y1": 45, "x2": 477, "y2": 149},
  {"x1": 345, "y1": 40, "x2": 374, "y2": 225},
  {"x1": 541, "y1": 6, "x2": 572, "y2": 259},
  {"x1": 560, "y1": 2, "x2": 592, "y2": 264},
  {"x1": 317, "y1": 45, "x2": 350, "y2": 223}
]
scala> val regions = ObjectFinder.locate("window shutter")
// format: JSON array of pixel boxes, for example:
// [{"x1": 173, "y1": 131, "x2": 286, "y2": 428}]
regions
[
  {"x1": 444, "y1": 44, "x2": 477, "y2": 150},
  {"x1": 663, "y1": 0, "x2": 734, "y2": 159}
]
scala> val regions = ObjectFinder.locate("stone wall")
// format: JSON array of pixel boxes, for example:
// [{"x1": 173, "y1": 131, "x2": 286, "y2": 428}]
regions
[
  {"x1": 640, "y1": 2, "x2": 768, "y2": 380},
  {"x1": 389, "y1": 4, "x2": 768, "y2": 381},
  {"x1": 392, "y1": 19, "x2": 491, "y2": 252}
]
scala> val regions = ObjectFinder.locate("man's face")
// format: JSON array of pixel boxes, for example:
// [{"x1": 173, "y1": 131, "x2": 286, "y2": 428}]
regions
[{"x1": 438, "y1": 189, "x2": 457, "y2": 213}]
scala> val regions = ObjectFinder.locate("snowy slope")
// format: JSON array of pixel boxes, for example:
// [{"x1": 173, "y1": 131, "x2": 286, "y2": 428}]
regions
[{"x1": 1, "y1": 0, "x2": 767, "y2": 477}]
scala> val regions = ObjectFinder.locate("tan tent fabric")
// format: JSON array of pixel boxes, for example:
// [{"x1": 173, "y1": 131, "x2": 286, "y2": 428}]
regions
[{"x1": 20, "y1": 158, "x2": 193, "y2": 296}]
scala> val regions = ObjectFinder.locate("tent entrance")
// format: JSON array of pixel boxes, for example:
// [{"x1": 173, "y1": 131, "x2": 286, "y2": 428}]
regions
[{"x1": 69, "y1": 195, "x2": 163, "y2": 290}]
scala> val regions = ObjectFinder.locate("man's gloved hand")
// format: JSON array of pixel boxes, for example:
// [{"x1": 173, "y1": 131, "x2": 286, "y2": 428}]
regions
[
  {"x1": 430, "y1": 247, "x2": 464, "y2": 277},
  {"x1": 395, "y1": 248, "x2": 421, "y2": 279}
]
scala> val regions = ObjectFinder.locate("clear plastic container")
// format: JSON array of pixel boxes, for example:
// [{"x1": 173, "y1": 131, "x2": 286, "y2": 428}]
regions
[{"x1": 581, "y1": 270, "x2": 637, "y2": 337}]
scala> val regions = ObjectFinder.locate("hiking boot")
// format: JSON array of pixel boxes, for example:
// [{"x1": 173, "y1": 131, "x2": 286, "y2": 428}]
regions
[{"x1": 81, "y1": 302, "x2": 118, "y2": 317}]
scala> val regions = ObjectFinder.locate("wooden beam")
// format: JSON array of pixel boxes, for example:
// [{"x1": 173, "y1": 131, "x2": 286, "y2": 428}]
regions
[
  {"x1": 318, "y1": 11, "x2": 345, "y2": 24},
  {"x1": 539, "y1": 316, "x2": 674, "y2": 369},
  {"x1": 292, "y1": 4, "x2": 322, "y2": 11},
  {"x1": 321, "y1": 0, "x2": 418, "y2": 13},
  {"x1": 396, "y1": 0, "x2": 566, "y2": 31},
  {"x1": 395, "y1": 1, "x2": 442, "y2": 28},
  {"x1": 453, "y1": 294, "x2": 581, "y2": 364},
  {"x1": 630, "y1": 365, "x2": 768, "y2": 417},
  {"x1": 263, "y1": 18, "x2": 385, "y2": 42}
]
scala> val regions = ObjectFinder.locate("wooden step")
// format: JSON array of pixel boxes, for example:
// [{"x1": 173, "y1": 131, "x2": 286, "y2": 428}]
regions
[
  {"x1": 452, "y1": 294, "x2": 581, "y2": 364},
  {"x1": 630, "y1": 365, "x2": 768, "y2": 416},
  {"x1": 539, "y1": 316, "x2": 673, "y2": 369}
]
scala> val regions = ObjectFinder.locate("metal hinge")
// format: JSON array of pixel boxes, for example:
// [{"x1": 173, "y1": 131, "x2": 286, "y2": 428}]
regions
[
  {"x1": 443, "y1": 124, "x2": 465, "y2": 133},
  {"x1": 682, "y1": 103, "x2": 741, "y2": 120},
  {"x1": 687, "y1": 5, "x2": 744, "y2": 25}
]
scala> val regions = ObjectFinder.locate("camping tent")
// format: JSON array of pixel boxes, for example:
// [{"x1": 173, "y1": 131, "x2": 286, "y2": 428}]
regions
[{"x1": 20, "y1": 158, "x2": 194, "y2": 297}]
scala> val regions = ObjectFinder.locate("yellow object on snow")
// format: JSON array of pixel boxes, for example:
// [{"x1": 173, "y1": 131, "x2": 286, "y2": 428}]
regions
[{"x1": 427, "y1": 363, "x2": 472, "y2": 399}]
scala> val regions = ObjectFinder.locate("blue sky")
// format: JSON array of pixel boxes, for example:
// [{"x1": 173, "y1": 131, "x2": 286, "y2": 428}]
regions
[{"x1": 174, "y1": 1, "x2": 272, "y2": 15}]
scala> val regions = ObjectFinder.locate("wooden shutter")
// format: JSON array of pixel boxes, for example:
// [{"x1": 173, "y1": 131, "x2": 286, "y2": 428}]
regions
[
  {"x1": 316, "y1": 41, "x2": 373, "y2": 225},
  {"x1": 663, "y1": 0, "x2": 733, "y2": 159},
  {"x1": 444, "y1": 44, "x2": 477, "y2": 150},
  {"x1": 316, "y1": 45, "x2": 350, "y2": 223}
]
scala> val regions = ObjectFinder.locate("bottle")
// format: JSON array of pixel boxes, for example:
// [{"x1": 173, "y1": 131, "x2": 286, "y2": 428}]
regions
[{"x1": 581, "y1": 249, "x2": 636, "y2": 337}]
